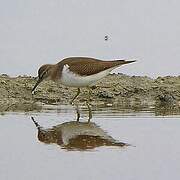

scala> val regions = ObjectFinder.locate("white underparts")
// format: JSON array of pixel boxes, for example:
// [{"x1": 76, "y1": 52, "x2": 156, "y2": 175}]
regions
[{"x1": 60, "y1": 64, "x2": 115, "y2": 87}]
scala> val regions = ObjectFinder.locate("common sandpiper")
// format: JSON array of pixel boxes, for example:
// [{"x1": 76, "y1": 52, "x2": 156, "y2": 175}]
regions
[{"x1": 32, "y1": 57, "x2": 136, "y2": 104}]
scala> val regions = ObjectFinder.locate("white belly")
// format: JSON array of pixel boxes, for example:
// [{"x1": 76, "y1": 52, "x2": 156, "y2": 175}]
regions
[{"x1": 60, "y1": 64, "x2": 113, "y2": 87}]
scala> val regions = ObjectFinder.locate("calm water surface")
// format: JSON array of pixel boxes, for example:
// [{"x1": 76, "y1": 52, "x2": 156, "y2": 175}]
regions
[{"x1": 0, "y1": 105, "x2": 180, "y2": 180}]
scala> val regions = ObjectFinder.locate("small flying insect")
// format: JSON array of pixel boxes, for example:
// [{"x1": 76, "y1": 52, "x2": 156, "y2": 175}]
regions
[{"x1": 104, "y1": 35, "x2": 109, "y2": 41}]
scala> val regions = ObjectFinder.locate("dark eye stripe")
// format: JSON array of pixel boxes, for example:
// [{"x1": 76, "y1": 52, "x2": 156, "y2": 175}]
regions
[{"x1": 39, "y1": 70, "x2": 47, "y2": 79}]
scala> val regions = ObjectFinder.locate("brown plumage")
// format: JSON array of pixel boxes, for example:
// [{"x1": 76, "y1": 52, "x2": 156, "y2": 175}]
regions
[{"x1": 57, "y1": 57, "x2": 135, "y2": 76}]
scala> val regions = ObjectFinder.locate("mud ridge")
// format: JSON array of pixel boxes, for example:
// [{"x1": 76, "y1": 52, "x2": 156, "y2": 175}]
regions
[{"x1": 0, "y1": 74, "x2": 180, "y2": 112}]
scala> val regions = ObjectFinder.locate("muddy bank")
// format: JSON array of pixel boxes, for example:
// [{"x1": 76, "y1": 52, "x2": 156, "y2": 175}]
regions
[{"x1": 0, "y1": 74, "x2": 180, "y2": 112}]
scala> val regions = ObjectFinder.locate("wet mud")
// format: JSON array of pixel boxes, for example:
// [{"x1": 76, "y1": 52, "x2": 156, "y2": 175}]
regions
[{"x1": 0, "y1": 74, "x2": 180, "y2": 112}]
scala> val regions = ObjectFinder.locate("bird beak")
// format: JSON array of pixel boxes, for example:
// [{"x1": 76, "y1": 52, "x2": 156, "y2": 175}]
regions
[
  {"x1": 31, "y1": 77, "x2": 43, "y2": 95},
  {"x1": 31, "y1": 117, "x2": 41, "y2": 130}
]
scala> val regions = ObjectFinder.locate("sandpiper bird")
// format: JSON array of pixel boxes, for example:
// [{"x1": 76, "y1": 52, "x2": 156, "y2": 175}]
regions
[
  {"x1": 31, "y1": 117, "x2": 130, "y2": 151},
  {"x1": 32, "y1": 57, "x2": 136, "y2": 104}
]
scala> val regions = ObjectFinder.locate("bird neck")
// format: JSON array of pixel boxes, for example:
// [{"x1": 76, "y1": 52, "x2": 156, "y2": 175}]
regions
[{"x1": 49, "y1": 63, "x2": 62, "y2": 81}]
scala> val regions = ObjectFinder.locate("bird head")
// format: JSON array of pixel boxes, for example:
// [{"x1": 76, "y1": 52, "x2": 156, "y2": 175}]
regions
[{"x1": 31, "y1": 64, "x2": 53, "y2": 94}]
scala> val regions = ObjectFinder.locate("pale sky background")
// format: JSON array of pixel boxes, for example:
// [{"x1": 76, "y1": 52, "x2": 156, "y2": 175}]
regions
[{"x1": 0, "y1": 0, "x2": 180, "y2": 77}]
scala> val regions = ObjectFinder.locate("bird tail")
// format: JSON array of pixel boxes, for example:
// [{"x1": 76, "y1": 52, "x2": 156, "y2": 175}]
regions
[
  {"x1": 112, "y1": 141, "x2": 132, "y2": 147},
  {"x1": 115, "y1": 59, "x2": 136, "y2": 65}
]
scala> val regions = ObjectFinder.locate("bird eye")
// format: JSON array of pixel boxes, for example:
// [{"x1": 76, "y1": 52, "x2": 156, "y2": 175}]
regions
[{"x1": 45, "y1": 70, "x2": 49, "y2": 74}]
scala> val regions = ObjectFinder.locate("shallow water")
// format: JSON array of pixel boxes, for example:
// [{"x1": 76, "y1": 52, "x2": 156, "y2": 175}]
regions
[{"x1": 0, "y1": 105, "x2": 180, "y2": 180}]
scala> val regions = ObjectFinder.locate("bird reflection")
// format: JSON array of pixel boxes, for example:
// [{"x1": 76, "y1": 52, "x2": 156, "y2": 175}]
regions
[{"x1": 31, "y1": 117, "x2": 130, "y2": 151}]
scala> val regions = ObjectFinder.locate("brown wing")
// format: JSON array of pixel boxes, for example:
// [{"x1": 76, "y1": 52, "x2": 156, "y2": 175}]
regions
[
  {"x1": 64, "y1": 135, "x2": 128, "y2": 150},
  {"x1": 60, "y1": 57, "x2": 135, "y2": 76}
]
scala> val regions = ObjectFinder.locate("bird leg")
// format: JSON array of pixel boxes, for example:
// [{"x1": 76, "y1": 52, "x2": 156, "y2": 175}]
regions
[
  {"x1": 86, "y1": 87, "x2": 93, "y2": 122},
  {"x1": 87, "y1": 86, "x2": 93, "y2": 104},
  {"x1": 70, "y1": 88, "x2": 81, "y2": 104},
  {"x1": 86, "y1": 101, "x2": 92, "y2": 122},
  {"x1": 74, "y1": 104, "x2": 80, "y2": 122}
]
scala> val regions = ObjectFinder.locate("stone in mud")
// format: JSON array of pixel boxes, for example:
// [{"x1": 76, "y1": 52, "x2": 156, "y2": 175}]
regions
[
  {"x1": 97, "y1": 90, "x2": 114, "y2": 98},
  {"x1": 156, "y1": 92, "x2": 176, "y2": 105}
]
